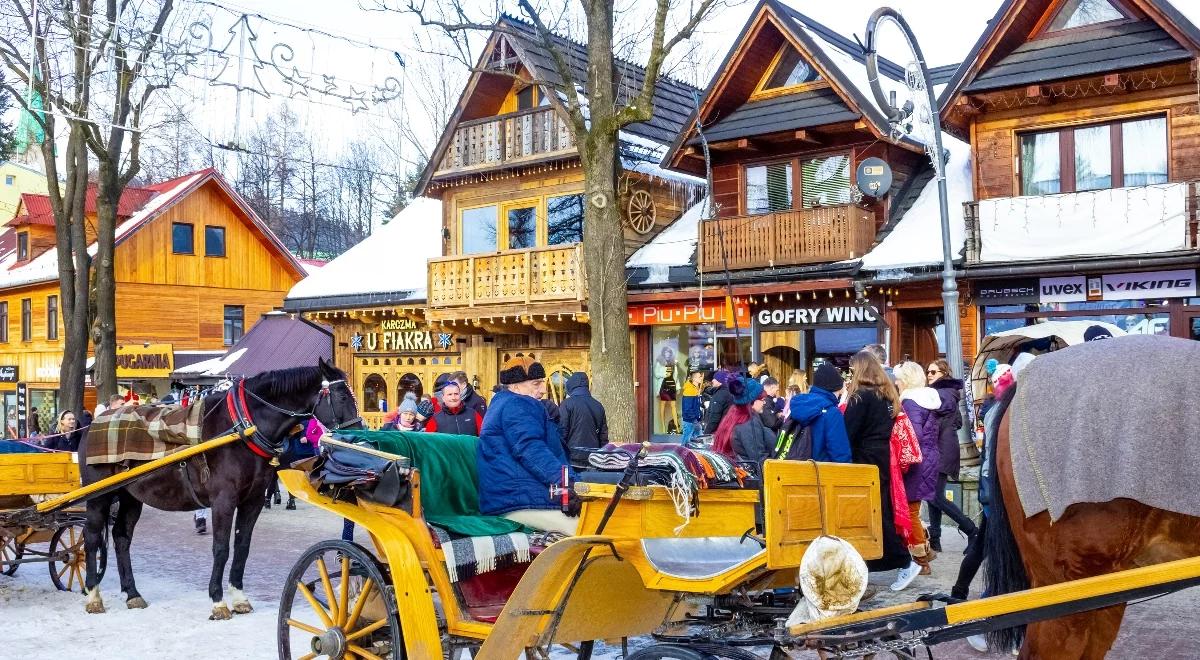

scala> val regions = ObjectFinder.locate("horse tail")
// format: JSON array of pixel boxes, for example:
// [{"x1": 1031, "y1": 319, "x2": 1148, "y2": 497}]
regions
[{"x1": 983, "y1": 383, "x2": 1028, "y2": 652}]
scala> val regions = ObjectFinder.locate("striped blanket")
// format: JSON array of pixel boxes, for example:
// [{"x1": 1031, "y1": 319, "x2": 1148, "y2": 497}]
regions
[
  {"x1": 85, "y1": 403, "x2": 205, "y2": 466},
  {"x1": 429, "y1": 526, "x2": 566, "y2": 583}
]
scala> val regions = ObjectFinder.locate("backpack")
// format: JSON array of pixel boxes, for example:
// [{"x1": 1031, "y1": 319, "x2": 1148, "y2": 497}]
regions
[{"x1": 775, "y1": 417, "x2": 814, "y2": 461}]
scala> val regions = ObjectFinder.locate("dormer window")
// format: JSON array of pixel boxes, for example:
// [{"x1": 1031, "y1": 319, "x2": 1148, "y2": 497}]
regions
[
  {"x1": 753, "y1": 45, "x2": 823, "y2": 99},
  {"x1": 1045, "y1": 0, "x2": 1128, "y2": 33},
  {"x1": 16, "y1": 232, "x2": 27, "y2": 261}
]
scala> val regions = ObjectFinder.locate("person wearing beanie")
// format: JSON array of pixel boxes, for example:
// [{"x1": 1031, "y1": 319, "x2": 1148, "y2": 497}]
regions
[
  {"x1": 477, "y1": 356, "x2": 577, "y2": 535},
  {"x1": 415, "y1": 397, "x2": 436, "y2": 426},
  {"x1": 714, "y1": 378, "x2": 775, "y2": 469},
  {"x1": 702, "y1": 369, "x2": 736, "y2": 435},
  {"x1": 393, "y1": 393, "x2": 421, "y2": 431},
  {"x1": 785, "y1": 363, "x2": 852, "y2": 463}
]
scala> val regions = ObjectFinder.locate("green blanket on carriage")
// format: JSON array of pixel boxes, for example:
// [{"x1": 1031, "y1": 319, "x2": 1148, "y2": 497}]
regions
[{"x1": 334, "y1": 430, "x2": 527, "y2": 538}]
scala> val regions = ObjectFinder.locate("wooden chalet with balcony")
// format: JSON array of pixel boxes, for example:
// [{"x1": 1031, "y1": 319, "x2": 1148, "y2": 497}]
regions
[
  {"x1": 661, "y1": 0, "x2": 945, "y2": 281},
  {"x1": 414, "y1": 15, "x2": 705, "y2": 337},
  {"x1": 941, "y1": 0, "x2": 1200, "y2": 340}
]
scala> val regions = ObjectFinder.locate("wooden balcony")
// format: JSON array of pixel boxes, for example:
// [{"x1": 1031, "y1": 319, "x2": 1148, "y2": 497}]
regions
[
  {"x1": 698, "y1": 205, "x2": 876, "y2": 272},
  {"x1": 427, "y1": 244, "x2": 587, "y2": 324},
  {"x1": 434, "y1": 107, "x2": 577, "y2": 176}
]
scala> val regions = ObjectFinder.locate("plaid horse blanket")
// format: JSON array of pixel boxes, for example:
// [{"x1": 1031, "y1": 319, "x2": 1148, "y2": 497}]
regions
[{"x1": 85, "y1": 403, "x2": 205, "y2": 466}]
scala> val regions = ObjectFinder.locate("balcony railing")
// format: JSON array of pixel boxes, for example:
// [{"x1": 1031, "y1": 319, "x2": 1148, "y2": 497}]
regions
[
  {"x1": 427, "y1": 244, "x2": 586, "y2": 312},
  {"x1": 698, "y1": 205, "x2": 876, "y2": 272},
  {"x1": 962, "y1": 182, "x2": 1200, "y2": 264},
  {"x1": 435, "y1": 107, "x2": 577, "y2": 175}
]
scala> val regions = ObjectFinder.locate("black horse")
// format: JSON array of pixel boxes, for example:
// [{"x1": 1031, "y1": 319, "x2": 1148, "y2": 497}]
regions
[{"x1": 78, "y1": 359, "x2": 361, "y2": 619}]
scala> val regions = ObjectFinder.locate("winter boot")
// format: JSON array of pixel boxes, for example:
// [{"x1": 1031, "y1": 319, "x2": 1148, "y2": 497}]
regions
[
  {"x1": 273, "y1": 491, "x2": 282, "y2": 505},
  {"x1": 285, "y1": 496, "x2": 296, "y2": 510},
  {"x1": 195, "y1": 516, "x2": 207, "y2": 535},
  {"x1": 910, "y1": 542, "x2": 936, "y2": 576}
]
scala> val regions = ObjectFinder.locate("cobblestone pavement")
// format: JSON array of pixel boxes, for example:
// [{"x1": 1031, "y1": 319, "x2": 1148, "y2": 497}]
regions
[{"x1": 2, "y1": 501, "x2": 1195, "y2": 659}]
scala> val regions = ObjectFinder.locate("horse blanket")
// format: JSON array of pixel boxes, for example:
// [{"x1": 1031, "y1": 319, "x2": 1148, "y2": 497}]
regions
[
  {"x1": 85, "y1": 403, "x2": 205, "y2": 465},
  {"x1": 1008, "y1": 334, "x2": 1200, "y2": 522}
]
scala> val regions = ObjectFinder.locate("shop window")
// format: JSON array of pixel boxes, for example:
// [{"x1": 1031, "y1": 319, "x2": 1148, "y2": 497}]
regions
[
  {"x1": 746, "y1": 163, "x2": 792, "y2": 214},
  {"x1": 20, "y1": 298, "x2": 30, "y2": 342},
  {"x1": 461, "y1": 205, "x2": 498, "y2": 254},
  {"x1": 0, "y1": 302, "x2": 7, "y2": 342},
  {"x1": 1046, "y1": 0, "x2": 1126, "y2": 33},
  {"x1": 1019, "y1": 115, "x2": 1166, "y2": 195},
  {"x1": 547, "y1": 194, "x2": 584, "y2": 245},
  {"x1": 17, "y1": 232, "x2": 27, "y2": 261},
  {"x1": 223, "y1": 305, "x2": 244, "y2": 346},
  {"x1": 362, "y1": 374, "x2": 387, "y2": 412},
  {"x1": 1190, "y1": 317, "x2": 1200, "y2": 341},
  {"x1": 801, "y1": 155, "x2": 851, "y2": 208},
  {"x1": 204, "y1": 226, "x2": 226, "y2": 257},
  {"x1": 172, "y1": 222, "x2": 194, "y2": 254},
  {"x1": 397, "y1": 373, "x2": 423, "y2": 403},
  {"x1": 47, "y1": 295, "x2": 58, "y2": 340},
  {"x1": 545, "y1": 366, "x2": 573, "y2": 404}
]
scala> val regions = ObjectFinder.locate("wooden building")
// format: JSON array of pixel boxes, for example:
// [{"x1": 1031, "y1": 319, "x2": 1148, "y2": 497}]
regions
[
  {"x1": 941, "y1": 0, "x2": 1200, "y2": 342},
  {"x1": 0, "y1": 168, "x2": 306, "y2": 434},
  {"x1": 285, "y1": 16, "x2": 705, "y2": 430}
]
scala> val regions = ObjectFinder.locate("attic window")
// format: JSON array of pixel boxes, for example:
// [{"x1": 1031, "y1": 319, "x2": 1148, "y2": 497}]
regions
[
  {"x1": 1046, "y1": 0, "x2": 1127, "y2": 32},
  {"x1": 487, "y1": 36, "x2": 518, "y2": 71},
  {"x1": 17, "y1": 232, "x2": 28, "y2": 261},
  {"x1": 760, "y1": 46, "x2": 821, "y2": 93}
]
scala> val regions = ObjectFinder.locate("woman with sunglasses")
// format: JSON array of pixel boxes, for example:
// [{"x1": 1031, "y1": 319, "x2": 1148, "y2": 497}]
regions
[{"x1": 925, "y1": 359, "x2": 978, "y2": 552}]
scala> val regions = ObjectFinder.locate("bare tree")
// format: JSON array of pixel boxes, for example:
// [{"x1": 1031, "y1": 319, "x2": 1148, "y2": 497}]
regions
[{"x1": 394, "y1": 0, "x2": 724, "y2": 439}]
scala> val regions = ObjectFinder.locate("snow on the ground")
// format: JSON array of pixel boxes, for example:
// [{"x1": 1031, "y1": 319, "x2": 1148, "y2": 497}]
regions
[{"x1": 3, "y1": 499, "x2": 1191, "y2": 659}]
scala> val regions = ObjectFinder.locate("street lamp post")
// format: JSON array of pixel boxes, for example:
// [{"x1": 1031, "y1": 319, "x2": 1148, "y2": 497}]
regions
[{"x1": 863, "y1": 8, "x2": 969, "y2": 444}]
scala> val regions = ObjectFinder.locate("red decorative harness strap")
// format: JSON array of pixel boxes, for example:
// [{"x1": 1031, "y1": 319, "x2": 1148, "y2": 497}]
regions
[{"x1": 227, "y1": 380, "x2": 275, "y2": 460}]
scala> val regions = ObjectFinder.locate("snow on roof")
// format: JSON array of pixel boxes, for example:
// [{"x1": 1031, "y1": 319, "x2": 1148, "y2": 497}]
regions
[
  {"x1": 173, "y1": 348, "x2": 248, "y2": 375},
  {"x1": 859, "y1": 134, "x2": 972, "y2": 271},
  {"x1": 1166, "y1": 0, "x2": 1200, "y2": 41},
  {"x1": 626, "y1": 197, "x2": 708, "y2": 276},
  {"x1": 285, "y1": 197, "x2": 443, "y2": 302},
  {"x1": 620, "y1": 130, "x2": 706, "y2": 187}
]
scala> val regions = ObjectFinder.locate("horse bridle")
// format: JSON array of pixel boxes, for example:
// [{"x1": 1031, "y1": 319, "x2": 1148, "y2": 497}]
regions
[{"x1": 227, "y1": 377, "x2": 363, "y2": 463}]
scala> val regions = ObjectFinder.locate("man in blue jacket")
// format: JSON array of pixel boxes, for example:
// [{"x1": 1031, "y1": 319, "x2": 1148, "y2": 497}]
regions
[
  {"x1": 477, "y1": 356, "x2": 578, "y2": 535},
  {"x1": 787, "y1": 362, "x2": 852, "y2": 463}
]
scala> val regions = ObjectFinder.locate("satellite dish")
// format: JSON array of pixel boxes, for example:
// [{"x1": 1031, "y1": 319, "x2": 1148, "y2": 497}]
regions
[{"x1": 855, "y1": 157, "x2": 893, "y2": 199}]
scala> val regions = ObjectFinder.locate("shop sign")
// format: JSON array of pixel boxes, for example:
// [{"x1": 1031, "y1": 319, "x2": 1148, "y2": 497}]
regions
[
  {"x1": 16, "y1": 382, "x2": 26, "y2": 438},
  {"x1": 115, "y1": 343, "x2": 174, "y2": 379},
  {"x1": 627, "y1": 299, "x2": 750, "y2": 328},
  {"x1": 0, "y1": 366, "x2": 18, "y2": 383},
  {"x1": 756, "y1": 305, "x2": 878, "y2": 326},
  {"x1": 1100, "y1": 269, "x2": 1197, "y2": 301},
  {"x1": 1039, "y1": 276, "x2": 1087, "y2": 303},
  {"x1": 351, "y1": 318, "x2": 453, "y2": 352},
  {"x1": 35, "y1": 365, "x2": 60, "y2": 380},
  {"x1": 976, "y1": 279, "x2": 1038, "y2": 304}
]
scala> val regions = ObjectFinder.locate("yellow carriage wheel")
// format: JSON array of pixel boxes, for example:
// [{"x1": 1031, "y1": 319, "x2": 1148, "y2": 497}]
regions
[
  {"x1": 48, "y1": 523, "x2": 99, "y2": 592},
  {"x1": 277, "y1": 540, "x2": 403, "y2": 660},
  {"x1": 0, "y1": 533, "x2": 22, "y2": 576}
]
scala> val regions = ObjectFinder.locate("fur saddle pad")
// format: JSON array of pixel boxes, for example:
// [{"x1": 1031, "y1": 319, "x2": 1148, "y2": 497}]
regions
[
  {"x1": 86, "y1": 402, "x2": 205, "y2": 465},
  {"x1": 1008, "y1": 335, "x2": 1200, "y2": 522}
]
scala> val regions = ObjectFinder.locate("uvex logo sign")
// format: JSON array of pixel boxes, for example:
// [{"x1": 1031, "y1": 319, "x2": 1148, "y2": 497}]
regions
[{"x1": 1042, "y1": 282, "x2": 1084, "y2": 296}]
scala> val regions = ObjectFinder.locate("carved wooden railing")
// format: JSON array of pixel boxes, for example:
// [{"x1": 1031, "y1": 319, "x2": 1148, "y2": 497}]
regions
[
  {"x1": 698, "y1": 204, "x2": 876, "y2": 272},
  {"x1": 436, "y1": 107, "x2": 577, "y2": 175},
  {"x1": 427, "y1": 244, "x2": 586, "y2": 309}
]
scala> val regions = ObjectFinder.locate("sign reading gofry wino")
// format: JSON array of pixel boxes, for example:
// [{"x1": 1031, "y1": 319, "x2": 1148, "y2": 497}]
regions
[
  {"x1": 116, "y1": 343, "x2": 174, "y2": 378},
  {"x1": 352, "y1": 318, "x2": 454, "y2": 352},
  {"x1": 757, "y1": 305, "x2": 878, "y2": 326}
]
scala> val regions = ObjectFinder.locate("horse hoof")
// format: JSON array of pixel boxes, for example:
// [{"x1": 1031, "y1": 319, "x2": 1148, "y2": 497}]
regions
[
  {"x1": 85, "y1": 602, "x2": 106, "y2": 614},
  {"x1": 127, "y1": 596, "x2": 149, "y2": 609},
  {"x1": 232, "y1": 601, "x2": 253, "y2": 614},
  {"x1": 209, "y1": 603, "x2": 232, "y2": 620}
]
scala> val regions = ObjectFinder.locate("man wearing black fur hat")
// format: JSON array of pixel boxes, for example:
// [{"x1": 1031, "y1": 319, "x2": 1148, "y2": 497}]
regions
[{"x1": 477, "y1": 355, "x2": 579, "y2": 535}]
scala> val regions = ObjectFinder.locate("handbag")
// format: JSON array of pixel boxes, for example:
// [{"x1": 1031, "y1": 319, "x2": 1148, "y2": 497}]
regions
[{"x1": 891, "y1": 412, "x2": 923, "y2": 473}]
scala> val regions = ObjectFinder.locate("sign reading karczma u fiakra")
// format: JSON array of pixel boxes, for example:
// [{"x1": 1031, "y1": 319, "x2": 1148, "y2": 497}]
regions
[
  {"x1": 757, "y1": 305, "x2": 878, "y2": 326},
  {"x1": 352, "y1": 318, "x2": 454, "y2": 352}
]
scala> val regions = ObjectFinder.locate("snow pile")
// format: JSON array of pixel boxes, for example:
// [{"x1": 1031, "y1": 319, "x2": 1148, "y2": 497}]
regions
[
  {"x1": 978, "y1": 183, "x2": 1189, "y2": 263},
  {"x1": 627, "y1": 197, "x2": 709, "y2": 275},
  {"x1": 173, "y1": 348, "x2": 247, "y2": 376},
  {"x1": 286, "y1": 197, "x2": 442, "y2": 301},
  {"x1": 860, "y1": 134, "x2": 972, "y2": 270}
]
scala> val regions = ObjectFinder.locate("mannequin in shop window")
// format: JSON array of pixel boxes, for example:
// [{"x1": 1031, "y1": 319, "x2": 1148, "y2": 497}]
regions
[{"x1": 655, "y1": 345, "x2": 682, "y2": 434}]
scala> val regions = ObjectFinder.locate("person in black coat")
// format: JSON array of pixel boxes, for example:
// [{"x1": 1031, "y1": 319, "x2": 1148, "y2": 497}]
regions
[
  {"x1": 557, "y1": 372, "x2": 609, "y2": 451},
  {"x1": 925, "y1": 358, "x2": 978, "y2": 552},
  {"x1": 759, "y1": 376, "x2": 784, "y2": 432},
  {"x1": 842, "y1": 352, "x2": 915, "y2": 581},
  {"x1": 451, "y1": 371, "x2": 488, "y2": 418},
  {"x1": 702, "y1": 370, "x2": 735, "y2": 434}
]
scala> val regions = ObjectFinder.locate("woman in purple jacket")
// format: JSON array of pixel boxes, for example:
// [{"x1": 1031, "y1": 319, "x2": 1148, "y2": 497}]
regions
[{"x1": 895, "y1": 362, "x2": 942, "y2": 574}]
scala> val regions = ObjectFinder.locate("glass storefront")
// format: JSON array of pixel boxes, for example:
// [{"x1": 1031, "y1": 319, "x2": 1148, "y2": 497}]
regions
[
  {"x1": 982, "y1": 300, "x2": 1173, "y2": 337},
  {"x1": 649, "y1": 323, "x2": 751, "y2": 435}
]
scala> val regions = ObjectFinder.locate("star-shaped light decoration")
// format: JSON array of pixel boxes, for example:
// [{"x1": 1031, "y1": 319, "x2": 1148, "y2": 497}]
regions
[
  {"x1": 437, "y1": 332, "x2": 453, "y2": 350},
  {"x1": 344, "y1": 85, "x2": 369, "y2": 114},
  {"x1": 284, "y1": 66, "x2": 311, "y2": 99},
  {"x1": 350, "y1": 333, "x2": 364, "y2": 351}
]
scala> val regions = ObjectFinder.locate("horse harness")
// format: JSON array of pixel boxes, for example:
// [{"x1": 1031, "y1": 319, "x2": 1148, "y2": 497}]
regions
[{"x1": 176, "y1": 377, "x2": 362, "y2": 509}]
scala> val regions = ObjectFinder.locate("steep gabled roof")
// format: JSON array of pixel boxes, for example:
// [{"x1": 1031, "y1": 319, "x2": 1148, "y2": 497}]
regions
[
  {"x1": 415, "y1": 15, "x2": 700, "y2": 196},
  {"x1": 939, "y1": 0, "x2": 1200, "y2": 117},
  {"x1": 10, "y1": 186, "x2": 156, "y2": 227},
  {"x1": 662, "y1": 0, "x2": 925, "y2": 171},
  {"x1": 0, "y1": 168, "x2": 305, "y2": 289}
]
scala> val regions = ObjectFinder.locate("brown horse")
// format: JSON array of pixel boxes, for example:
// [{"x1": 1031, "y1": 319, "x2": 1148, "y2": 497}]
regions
[{"x1": 984, "y1": 384, "x2": 1200, "y2": 659}]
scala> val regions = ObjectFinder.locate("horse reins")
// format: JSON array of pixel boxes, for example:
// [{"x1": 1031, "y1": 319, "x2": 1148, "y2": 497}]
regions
[{"x1": 225, "y1": 377, "x2": 362, "y2": 464}]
